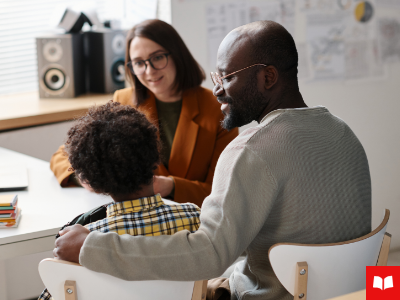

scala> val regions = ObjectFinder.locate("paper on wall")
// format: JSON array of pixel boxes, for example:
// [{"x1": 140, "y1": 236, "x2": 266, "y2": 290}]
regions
[
  {"x1": 206, "y1": 3, "x2": 228, "y2": 68},
  {"x1": 300, "y1": 0, "x2": 353, "y2": 12},
  {"x1": 247, "y1": 0, "x2": 295, "y2": 36},
  {"x1": 377, "y1": 17, "x2": 400, "y2": 63},
  {"x1": 205, "y1": 0, "x2": 388, "y2": 83},
  {"x1": 206, "y1": 0, "x2": 295, "y2": 68},
  {"x1": 375, "y1": 0, "x2": 400, "y2": 9},
  {"x1": 306, "y1": 13, "x2": 347, "y2": 81},
  {"x1": 226, "y1": 1, "x2": 249, "y2": 30},
  {"x1": 305, "y1": 0, "x2": 386, "y2": 82},
  {"x1": 345, "y1": 39, "x2": 384, "y2": 81},
  {"x1": 206, "y1": 1, "x2": 248, "y2": 67},
  {"x1": 341, "y1": 0, "x2": 385, "y2": 81}
]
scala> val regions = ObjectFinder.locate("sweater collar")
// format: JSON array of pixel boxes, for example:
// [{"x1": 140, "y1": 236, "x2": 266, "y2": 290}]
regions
[{"x1": 259, "y1": 106, "x2": 328, "y2": 124}]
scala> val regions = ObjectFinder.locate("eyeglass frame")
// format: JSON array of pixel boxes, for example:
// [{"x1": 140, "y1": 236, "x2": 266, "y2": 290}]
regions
[
  {"x1": 126, "y1": 52, "x2": 171, "y2": 76},
  {"x1": 210, "y1": 63, "x2": 269, "y2": 87}
]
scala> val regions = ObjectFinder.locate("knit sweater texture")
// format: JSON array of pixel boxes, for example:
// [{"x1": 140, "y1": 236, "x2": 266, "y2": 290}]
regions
[{"x1": 80, "y1": 106, "x2": 371, "y2": 300}]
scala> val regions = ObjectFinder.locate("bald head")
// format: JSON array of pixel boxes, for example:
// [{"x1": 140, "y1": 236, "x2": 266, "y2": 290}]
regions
[
  {"x1": 214, "y1": 21, "x2": 304, "y2": 130},
  {"x1": 218, "y1": 20, "x2": 298, "y2": 84}
]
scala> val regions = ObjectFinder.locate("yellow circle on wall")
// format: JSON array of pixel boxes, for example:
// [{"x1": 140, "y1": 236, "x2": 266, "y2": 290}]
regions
[{"x1": 354, "y1": 1, "x2": 374, "y2": 23}]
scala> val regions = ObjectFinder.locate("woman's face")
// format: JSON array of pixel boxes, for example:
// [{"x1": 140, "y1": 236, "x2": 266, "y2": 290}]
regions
[{"x1": 129, "y1": 37, "x2": 177, "y2": 99}]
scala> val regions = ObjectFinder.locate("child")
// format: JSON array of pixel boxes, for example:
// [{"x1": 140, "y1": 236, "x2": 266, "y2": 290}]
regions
[{"x1": 38, "y1": 101, "x2": 200, "y2": 300}]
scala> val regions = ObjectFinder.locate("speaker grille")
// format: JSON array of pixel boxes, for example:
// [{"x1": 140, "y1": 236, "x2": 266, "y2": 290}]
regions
[
  {"x1": 38, "y1": 63, "x2": 70, "y2": 96},
  {"x1": 111, "y1": 59, "x2": 125, "y2": 84},
  {"x1": 112, "y1": 34, "x2": 125, "y2": 55},
  {"x1": 43, "y1": 68, "x2": 66, "y2": 90},
  {"x1": 42, "y1": 41, "x2": 63, "y2": 62}
]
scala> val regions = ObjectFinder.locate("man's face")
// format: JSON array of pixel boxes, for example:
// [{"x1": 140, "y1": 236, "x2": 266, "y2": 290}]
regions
[
  {"x1": 214, "y1": 32, "x2": 268, "y2": 130},
  {"x1": 217, "y1": 72, "x2": 266, "y2": 131}
]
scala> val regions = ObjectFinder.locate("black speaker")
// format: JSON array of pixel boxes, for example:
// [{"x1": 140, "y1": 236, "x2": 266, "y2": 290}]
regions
[
  {"x1": 36, "y1": 33, "x2": 86, "y2": 98},
  {"x1": 84, "y1": 29, "x2": 126, "y2": 93}
]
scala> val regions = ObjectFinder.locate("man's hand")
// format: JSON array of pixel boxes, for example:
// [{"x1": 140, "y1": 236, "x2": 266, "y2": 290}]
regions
[
  {"x1": 153, "y1": 175, "x2": 174, "y2": 197},
  {"x1": 53, "y1": 224, "x2": 90, "y2": 264}
]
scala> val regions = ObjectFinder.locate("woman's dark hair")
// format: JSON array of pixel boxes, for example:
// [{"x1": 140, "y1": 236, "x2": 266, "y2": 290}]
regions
[
  {"x1": 65, "y1": 101, "x2": 161, "y2": 197},
  {"x1": 125, "y1": 19, "x2": 205, "y2": 106}
]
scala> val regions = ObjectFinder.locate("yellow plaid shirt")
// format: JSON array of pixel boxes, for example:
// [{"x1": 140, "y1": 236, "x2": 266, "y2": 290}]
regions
[
  {"x1": 38, "y1": 194, "x2": 200, "y2": 300},
  {"x1": 84, "y1": 193, "x2": 201, "y2": 236}
]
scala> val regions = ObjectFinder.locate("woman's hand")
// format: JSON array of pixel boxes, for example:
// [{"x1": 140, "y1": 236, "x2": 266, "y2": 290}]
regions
[{"x1": 153, "y1": 175, "x2": 174, "y2": 198}]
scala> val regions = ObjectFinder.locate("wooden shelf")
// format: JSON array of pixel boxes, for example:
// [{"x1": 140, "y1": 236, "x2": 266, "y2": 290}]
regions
[{"x1": 0, "y1": 91, "x2": 113, "y2": 131}]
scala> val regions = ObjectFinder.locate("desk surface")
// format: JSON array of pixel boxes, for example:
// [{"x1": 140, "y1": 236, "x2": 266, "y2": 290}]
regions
[
  {"x1": 0, "y1": 147, "x2": 112, "y2": 246},
  {"x1": 0, "y1": 91, "x2": 112, "y2": 131}
]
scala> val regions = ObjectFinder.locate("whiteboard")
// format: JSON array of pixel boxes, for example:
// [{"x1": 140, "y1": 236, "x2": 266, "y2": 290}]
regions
[{"x1": 170, "y1": 0, "x2": 400, "y2": 250}]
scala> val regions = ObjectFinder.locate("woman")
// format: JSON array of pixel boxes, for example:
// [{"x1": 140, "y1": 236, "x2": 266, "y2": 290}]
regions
[{"x1": 50, "y1": 19, "x2": 238, "y2": 207}]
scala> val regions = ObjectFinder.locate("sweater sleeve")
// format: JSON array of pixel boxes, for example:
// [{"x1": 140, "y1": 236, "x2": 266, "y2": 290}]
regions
[{"x1": 80, "y1": 142, "x2": 278, "y2": 281}]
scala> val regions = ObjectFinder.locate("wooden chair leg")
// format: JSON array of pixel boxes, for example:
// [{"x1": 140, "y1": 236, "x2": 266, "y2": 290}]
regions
[
  {"x1": 64, "y1": 280, "x2": 77, "y2": 300},
  {"x1": 192, "y1": 280, "x2": 207, "y2": 300},
  {"x1": 294, "y1": 262, "x2": 308, "y2": 300},
  {"x1": 377, "y1": 232, "x2": 392, "y2": 266}
]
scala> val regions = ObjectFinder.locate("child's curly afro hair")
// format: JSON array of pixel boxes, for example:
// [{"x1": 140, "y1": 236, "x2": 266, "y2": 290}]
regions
[{"x1": 65, "y1": 101, "x2": 160, "y2": 196}]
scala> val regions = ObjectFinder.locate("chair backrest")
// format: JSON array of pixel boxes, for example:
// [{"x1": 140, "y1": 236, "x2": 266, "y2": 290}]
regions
[
  {"x1": 38, "y1": 258, "x2": 207, "y2": 300},
  {"x1": 269, "y1": 209, "x2": 390, "y2": 300}
]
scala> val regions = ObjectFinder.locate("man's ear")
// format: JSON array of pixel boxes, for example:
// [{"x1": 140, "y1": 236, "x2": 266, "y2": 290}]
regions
[{"x1": 263, "y1": 66, "x2": 279, "y2": 90}]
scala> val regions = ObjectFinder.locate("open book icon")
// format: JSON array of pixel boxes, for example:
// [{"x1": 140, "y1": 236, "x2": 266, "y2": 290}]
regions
[{"x1": 373, "y1": 276, "x2": 393, "y2": 290}]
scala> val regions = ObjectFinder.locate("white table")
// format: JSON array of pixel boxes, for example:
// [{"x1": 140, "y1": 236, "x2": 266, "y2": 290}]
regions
[{"x1": 0, "y1": 147, "x2": 112, "y2": 299}]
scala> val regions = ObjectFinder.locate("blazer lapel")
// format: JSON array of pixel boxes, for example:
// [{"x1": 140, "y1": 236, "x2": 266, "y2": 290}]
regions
[
  {"x1": 138, "y1": 92, "x2": 158, "y2": 127},
  {"x1": 138, "y1": 92, "x2": 171, "y2": 177},
  {"x1": 168, "y1": 88, "x2": 199, "y2": 178}
]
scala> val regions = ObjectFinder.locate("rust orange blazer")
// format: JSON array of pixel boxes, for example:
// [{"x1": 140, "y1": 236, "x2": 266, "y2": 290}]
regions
[{"x1": 50, "y1": 86, "x2": 238, "y2": 207}]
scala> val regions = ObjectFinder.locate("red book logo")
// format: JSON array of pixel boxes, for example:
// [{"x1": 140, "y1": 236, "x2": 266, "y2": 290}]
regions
[
  {"x1": 367, "y1": 266, "x2": 400, "y2": 299},
  {"x1": 373, "y1": 276, "x2": 393, "y2": 290}
]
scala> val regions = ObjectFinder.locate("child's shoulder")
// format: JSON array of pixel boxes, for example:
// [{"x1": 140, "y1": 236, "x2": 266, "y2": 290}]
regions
[{"x1": 160, "y1": 202, "x2": 201, "y2": 213}]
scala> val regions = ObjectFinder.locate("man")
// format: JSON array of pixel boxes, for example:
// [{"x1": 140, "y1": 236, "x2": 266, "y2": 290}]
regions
[{"x1": 54, "y1": 21, "x2": 371, "y2": 300}]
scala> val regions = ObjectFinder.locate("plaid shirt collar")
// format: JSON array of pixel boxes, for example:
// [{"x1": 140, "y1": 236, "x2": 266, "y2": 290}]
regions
[{"x1": 107, "y1": 194, "x2": 165, "y2": 217}]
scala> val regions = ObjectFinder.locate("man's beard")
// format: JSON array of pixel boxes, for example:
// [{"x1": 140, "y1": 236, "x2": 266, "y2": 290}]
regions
[{"x1": 219, "y1": 80, "x2": 267, "y2": 131}]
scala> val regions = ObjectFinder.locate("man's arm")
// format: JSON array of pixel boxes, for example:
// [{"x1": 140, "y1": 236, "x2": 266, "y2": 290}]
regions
[{"x1": 55, "y1": 142, "x2": 278, "y2": 281}]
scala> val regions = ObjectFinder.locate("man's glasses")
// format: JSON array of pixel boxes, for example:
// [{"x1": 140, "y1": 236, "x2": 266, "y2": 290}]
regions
[
  {"x1": 126, "y1": 53, "x2": 170, "y2": 76},
  {"x1": 210, "y1": 64, "x2": 268, "y2": 88}
]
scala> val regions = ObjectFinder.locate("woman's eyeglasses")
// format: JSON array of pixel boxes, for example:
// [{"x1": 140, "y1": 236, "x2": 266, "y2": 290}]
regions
[{"x1": 126, "y1": 53, "x2": 170, "y2": 76}]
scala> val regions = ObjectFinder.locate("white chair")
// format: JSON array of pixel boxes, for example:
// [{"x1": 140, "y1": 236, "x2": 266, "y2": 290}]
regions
[
  {"x1": 38, "y1": 258, "x2": 207, "y2": 300},
  {"x1": 269, "y1": 209, "x2": 391, "y2": 300}
]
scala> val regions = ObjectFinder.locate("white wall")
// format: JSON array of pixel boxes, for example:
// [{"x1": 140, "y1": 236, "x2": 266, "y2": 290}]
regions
[{"x1": 171, "y1": 0, "x2": 400, "y2": 250}]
